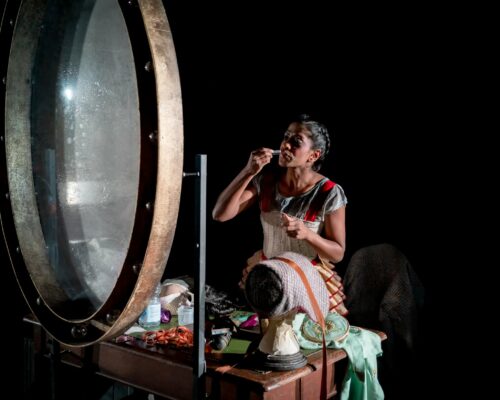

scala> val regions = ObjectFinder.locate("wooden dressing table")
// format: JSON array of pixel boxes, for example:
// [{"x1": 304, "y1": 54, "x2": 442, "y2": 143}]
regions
[{"x1": 24, "y1": 315, "x2": 385, "y2": 399}]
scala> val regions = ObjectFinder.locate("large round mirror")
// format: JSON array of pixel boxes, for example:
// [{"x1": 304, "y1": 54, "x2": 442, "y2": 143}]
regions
[{"x1": 1, "y1": 0, "x2": 183, "y2": 345}]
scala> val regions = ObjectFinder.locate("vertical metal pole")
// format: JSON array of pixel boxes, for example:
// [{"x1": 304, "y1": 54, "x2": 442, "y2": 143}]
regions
[
  {"x1": 193, "y1": 154, "x2": 206, "y2": 399},
  {"x1": 48, "y1": 337, "x2": 60, "y2": 400}
]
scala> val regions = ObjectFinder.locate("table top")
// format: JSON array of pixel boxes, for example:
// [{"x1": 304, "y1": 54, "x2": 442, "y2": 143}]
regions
[{"x1": 24, "y1": 313, "x2": 386, "y2": 394}]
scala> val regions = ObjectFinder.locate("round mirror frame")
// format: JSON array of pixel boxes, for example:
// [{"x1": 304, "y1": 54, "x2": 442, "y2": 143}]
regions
[{"x1": 0, "y1": 0, "x2": 183, "y2": 346}]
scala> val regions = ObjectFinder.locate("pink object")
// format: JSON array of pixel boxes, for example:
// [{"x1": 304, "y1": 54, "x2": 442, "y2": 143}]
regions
[{"x1": 240, "y1": 314, "x2": 259, "y2": 328}]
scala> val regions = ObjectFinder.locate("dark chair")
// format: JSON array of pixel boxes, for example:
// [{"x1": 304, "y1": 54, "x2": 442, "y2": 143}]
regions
[{"x1": 344, "y1": 243, "x2": 425, "y2": 400}]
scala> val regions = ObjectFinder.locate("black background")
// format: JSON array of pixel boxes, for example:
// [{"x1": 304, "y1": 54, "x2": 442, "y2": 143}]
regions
[
  {"x1": 164, "y1": 2, "x2": 451, "y2": 297},
  {"x1": 3, "y1": 1, "x2": 462, "y2": 396},
  {"x1": 163, "y1": 4, "x2": 456, "y2": 397}
]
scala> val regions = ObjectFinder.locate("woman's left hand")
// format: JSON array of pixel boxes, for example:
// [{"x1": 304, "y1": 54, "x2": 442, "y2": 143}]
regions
[{"x1": 281, "y1": 213, "x2": 310, "y2": 240}]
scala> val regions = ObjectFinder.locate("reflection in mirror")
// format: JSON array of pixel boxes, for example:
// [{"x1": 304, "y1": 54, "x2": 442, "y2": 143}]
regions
[{"x1": 30, "y1": 0, "x2": 140, "y2": 316}]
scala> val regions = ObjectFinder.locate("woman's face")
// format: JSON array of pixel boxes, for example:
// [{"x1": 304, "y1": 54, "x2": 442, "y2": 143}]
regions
[{"x1": 278, "y1": 122, "x2": 317, "y2": 168}]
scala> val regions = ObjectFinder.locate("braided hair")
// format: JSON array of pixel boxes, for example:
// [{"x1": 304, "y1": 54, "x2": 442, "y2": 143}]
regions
[{"x1": 296, "y1": 114, "x2": 331, "y2": 171}]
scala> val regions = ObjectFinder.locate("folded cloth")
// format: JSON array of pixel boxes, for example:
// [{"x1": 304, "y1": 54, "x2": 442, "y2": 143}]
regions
[
  {"x1": 293, "y1": 313, "x2": 384, "y2": 400},
  {"x1": 160, "y1": 278, "x2": 192, "y2": 314}
]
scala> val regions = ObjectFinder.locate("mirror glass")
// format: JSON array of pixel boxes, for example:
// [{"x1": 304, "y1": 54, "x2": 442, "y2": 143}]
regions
[{"x1": 30, "y1": 0, "x2": 140, "y2": 313}]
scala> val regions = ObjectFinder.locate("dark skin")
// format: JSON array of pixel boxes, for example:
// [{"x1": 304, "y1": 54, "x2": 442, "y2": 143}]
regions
[{"x1": 212, "y1": 122, "x2": 346, "y2": 264}]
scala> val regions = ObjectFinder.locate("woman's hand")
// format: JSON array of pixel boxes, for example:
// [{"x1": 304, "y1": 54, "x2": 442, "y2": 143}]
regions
[
  {"x1": 281, "y1": 213, "x2": 311, "y2": 240},
  {"x1": 245, "y1": 148, "x2": 274, "y2": 175},
  {"x1": 239, "y1": 263, "x2": 254, "y2": 289}
]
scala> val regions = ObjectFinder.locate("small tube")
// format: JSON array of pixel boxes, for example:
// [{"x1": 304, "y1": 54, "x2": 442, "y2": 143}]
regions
[{"x1": 272, "y1": 150, "x2": 280, "y2": 156}]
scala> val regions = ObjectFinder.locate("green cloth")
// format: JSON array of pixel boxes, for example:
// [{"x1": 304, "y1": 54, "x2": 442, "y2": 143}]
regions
[
  {"x1": 293, "y1": 313, "x2": 384, "y2": 400},
  {"x1": 334, "y1": 326, "x2": 384, "y2": 400},
  {"x1": 217, "y1": 338, "x2": 251, "y2": 354}
]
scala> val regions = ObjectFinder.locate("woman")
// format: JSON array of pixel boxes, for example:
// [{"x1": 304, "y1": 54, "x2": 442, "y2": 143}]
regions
[{"x1": 212, "y1": 114, "x2": 347, "y2": 315}]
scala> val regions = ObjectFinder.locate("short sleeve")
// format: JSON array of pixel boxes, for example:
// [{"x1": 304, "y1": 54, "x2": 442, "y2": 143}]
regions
[{"x1": 323, "y1": 184, "x2": 348, "y2": 215}]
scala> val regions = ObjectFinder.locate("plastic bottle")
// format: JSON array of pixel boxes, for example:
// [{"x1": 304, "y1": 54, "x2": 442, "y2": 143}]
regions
[
  {"x1": 177, "y1": 304, "x2": 194, "y2": 326},
  {"x1": 138, "y1": 283, "x2": 162, "y2": 329}
]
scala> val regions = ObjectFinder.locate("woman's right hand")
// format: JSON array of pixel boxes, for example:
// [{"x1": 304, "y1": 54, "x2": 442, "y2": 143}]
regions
[
  {"x1": 239, "y1": 264, "x2": 254, "y2": 289},
  {"x1": 239, "y1": 251, "x2": 264, "y2": 289},
  {"x1": 245, "y1": 148, "x2": 274, "y2": 175}
]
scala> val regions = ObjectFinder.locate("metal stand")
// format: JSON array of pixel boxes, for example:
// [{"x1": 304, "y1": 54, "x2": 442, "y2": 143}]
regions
[{"x1": 183, "y1": 154, "x2": 207, "y2": 400}]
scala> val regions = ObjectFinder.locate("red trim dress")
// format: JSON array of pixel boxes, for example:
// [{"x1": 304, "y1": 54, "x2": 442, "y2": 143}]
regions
[{"x1": 249, "y1": 172, "x2": 349, "y2": 315}]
